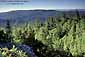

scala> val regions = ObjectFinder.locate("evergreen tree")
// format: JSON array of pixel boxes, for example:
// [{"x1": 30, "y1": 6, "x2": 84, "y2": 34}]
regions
[{"x1": 5, "y1": 20, "x2": 13, "y2": 43}]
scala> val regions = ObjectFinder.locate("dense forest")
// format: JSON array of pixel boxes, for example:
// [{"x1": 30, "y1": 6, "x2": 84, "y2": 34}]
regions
[{"x1": 0, "y1": 10, "x2": 85, "y2": 57}]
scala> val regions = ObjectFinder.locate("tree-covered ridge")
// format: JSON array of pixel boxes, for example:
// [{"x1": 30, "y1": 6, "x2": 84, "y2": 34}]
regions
[{"x1": 0, "y1": 10, "x2": 85, "y2": 57}]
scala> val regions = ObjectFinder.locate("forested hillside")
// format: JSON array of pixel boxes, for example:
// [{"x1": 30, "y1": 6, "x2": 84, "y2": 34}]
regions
[{"x1": 0, "y1": 10, "x2": 85, "y2": 57}]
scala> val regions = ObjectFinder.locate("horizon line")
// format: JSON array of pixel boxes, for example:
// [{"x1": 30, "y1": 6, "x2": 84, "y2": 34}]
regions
[{"x1": 0, "y1": 8, "x2": 85, "y2": 13}]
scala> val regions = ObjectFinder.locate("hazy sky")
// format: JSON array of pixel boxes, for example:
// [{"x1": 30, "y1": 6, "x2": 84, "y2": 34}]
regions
[{"x1": 0, "y1": 0, "x2": 85, "y2": 12}]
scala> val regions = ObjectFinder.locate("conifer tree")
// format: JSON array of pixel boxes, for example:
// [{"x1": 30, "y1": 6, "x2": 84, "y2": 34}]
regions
[{"x1": 5, "y1": 20, "x2": 13, "y2": 43}]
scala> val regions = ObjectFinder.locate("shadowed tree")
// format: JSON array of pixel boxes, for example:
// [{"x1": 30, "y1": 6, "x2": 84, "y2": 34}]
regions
[{"x1": 5, "y1": 20, "x2": 13, "y2": 43}]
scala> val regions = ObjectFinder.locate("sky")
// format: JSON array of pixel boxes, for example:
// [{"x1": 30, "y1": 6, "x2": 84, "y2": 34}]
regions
[{"x1": 0, "y1": 0, "x2": 85, "y2": 12}]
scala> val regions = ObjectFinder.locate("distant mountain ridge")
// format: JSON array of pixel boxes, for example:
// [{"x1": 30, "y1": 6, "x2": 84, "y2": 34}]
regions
[{"x1": 0, "y1": 9, "x2": 85, "y2": 26}]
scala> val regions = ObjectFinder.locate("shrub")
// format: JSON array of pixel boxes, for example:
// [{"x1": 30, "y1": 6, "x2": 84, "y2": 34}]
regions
[{"x1": 0, "y1": 45, "x2": 28, "y2": 57}]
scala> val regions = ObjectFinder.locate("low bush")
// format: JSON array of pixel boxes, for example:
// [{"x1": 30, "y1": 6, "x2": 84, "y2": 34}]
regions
[{"x1": 0, "y1": 45, "x2": 28, "y2": 57}]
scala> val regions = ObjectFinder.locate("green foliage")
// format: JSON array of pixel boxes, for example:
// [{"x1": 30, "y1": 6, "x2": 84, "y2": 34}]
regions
[
  {"x1": 34, "y1": 15, "x2": 85, "y2": 57},
  {"x1": 0, "y1": 20, "x2": 13, "y2": 43},
  {"x1": 0, "y1": 45, "x2": 28, "y2": 57},
  {"x1": 0, "y1": 11, "x2": 85, "y2": 57}
]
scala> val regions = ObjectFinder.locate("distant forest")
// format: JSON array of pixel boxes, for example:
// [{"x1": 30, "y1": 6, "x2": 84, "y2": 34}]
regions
[{"x1": 0, "y1": 10, "x2": 85, "y2": 57}]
